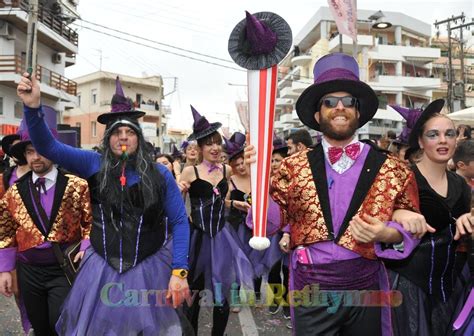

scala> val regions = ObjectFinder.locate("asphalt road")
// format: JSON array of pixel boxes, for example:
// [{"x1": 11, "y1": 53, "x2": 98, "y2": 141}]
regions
[{"x1": 0, "y1": 294, "x2": 292, "y2": 335}]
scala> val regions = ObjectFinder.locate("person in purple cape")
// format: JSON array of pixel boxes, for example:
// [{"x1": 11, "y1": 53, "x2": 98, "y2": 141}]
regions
[
  {"x1": 245, "y1": 53, "x2": 426, "y2": 335},
  {"x1": 179, "y1": 107, "x2": 254, "y2": 335},
  {"x1": 16, "y1": 74, "x2": 191, "y2": 335}
]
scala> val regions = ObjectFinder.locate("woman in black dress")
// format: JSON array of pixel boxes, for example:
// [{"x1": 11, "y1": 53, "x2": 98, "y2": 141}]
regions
[{"x1": 390, "y1": 100, "x2": 473, "y2": 336}]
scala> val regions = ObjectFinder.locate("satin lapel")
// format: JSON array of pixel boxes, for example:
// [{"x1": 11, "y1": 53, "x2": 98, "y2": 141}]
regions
[
  {"x1": 49, "y1": 171, "x2": 68, "y2": 232},
  {"x1": 335, "y1": 148, "x2": 387, "y2": 242},
  {"x1": 307, "y1": 144, "x2": 335, "y2": 239},
  {"x1": 16, "y1": 172, "x2": 48, "y2": 237}
]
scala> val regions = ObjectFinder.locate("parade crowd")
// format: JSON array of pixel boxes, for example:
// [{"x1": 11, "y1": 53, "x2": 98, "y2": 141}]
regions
[{"x1": 0, "y1": 12, "x2": 473, "y2": 336}]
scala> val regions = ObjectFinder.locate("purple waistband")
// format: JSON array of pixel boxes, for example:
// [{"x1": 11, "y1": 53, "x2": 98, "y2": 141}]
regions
[{"x1": 292, "y1": 257, "x2": 380, "y2": 291}]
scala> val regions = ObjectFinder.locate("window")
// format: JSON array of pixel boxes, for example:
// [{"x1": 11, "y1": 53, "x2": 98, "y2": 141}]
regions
[
  {"x1": 77, "y1": 93, "x2": 81, "y2": 107},
  {"x1": 91, "y1": 121, "x2": 97, "y2": 137},
  {"x1": 14, "y1": 102, "x2": 23, "y2": 119},
  {"x1": 75, "y1": 122, "x2": 81, "y2": 128},
  {"x1": 91, "y1": 89, "x2": 97, "y2": 105},
  {"x1": 0, "y1": 97, "x2": 3, "y2": 115}
]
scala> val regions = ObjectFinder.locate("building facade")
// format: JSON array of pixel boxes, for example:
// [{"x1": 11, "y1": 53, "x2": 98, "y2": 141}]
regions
[
  {"x1": 0, "y1": 0, "x2": 79, "y2": 136},
  {"x1": 274, "y1": 7, "x2": 441, "y2": 139},
  {"x1": 63, "y1": 71, "x2": 165, "y2": 149}
]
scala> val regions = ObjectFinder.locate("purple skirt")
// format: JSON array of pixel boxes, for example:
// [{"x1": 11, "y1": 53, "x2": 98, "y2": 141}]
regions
[
  {"x1": 189, "y1": 224, "x2": 254, "y2": 302},
  {"x1": 56, "y1": 241, "x2": 182, "y2": 336},
  {"x1": 237, "y1": 224, "x2": 284, "y2": 278}
]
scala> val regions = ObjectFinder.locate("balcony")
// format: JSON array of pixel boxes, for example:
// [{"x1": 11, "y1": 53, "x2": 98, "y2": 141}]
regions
[
  {"x1": 0, "y1": 0, "x2": 78, "y2": 51},
  {"x1": 0, "y1": 55, "x2": 77, "y2": 96},
  {"x1": 369, "y1": 74, "x2": 441, "y2": 92},
  {"x1": 328, "y1": 34, "x2": 374, "y2": 53},
  {"x1": 279, "y1": 111, "x2": 300, "y2": 125},
  {"x1": 291, "y1": 54, "x2": 312, "y2": 67},
  {"x1": 276, "y1": 98, "x2": 293, "y2": 107},
  {"x1": 369, "y1": 44, "x2": 440, "y2": 64},
  {"x1": 279, "y1": 86, "x2": 299, "y2": 100},
  {"x1": 291, "y1": 80, "x2": 311, "y2": 94}
]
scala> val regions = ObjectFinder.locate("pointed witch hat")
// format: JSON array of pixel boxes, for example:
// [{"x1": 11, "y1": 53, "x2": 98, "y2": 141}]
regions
[
  {"x1": 187, "y1": 105, "x2": 222, "y2": 141},
  {"x1": 97, "y1": 76, "x2": 145, "y2": 125},
  {"x1": 228, "y1": 11, "x2": 292, "y2": 70},
  {"x1": 223, "y1": 131, "x2": 246, "y2": 161}
]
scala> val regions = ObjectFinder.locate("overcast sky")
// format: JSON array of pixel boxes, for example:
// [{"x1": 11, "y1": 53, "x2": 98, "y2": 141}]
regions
[{"x1": 66, "y1": 0, "x2": 473, "y2": 132}]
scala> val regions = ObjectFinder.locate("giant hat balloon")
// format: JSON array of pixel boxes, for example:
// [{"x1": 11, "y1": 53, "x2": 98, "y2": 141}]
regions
[{"x1": 228, "y1": 11, "x2": 292, "y2": 250}]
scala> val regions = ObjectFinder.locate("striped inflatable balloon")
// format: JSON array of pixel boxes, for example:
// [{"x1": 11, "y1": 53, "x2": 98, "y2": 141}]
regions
[{"x1": 247, "y1": 65, "x2": 278, "y2": 250}]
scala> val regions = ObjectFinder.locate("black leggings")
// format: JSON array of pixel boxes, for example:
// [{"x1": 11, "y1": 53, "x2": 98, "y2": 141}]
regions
[
  {"x1": 183, "y1": 272, "x2": 230, "y2": 336},
  {"x1": 268, "y1": 259, "x2": 290, "y2": 304}
]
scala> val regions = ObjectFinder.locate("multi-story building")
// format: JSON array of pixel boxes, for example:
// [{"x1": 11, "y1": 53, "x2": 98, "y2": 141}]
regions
[
  {"x1": 274, "y1": 7, "x2": 441, "y2": 139},
  {"x1": 0, "y1": 0, "x2": 79, "y2": 136},
  {"x1": 63, "y1": 71, "x2": 165, "y2": 149},
  {"x1": 431, "y1": 36, "x2": 474, "y2": 110}
]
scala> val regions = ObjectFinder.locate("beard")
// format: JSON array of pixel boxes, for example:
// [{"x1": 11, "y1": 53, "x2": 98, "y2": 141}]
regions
[{"x1": 318, "y1": 114, "x2": 359, "y2": 141}]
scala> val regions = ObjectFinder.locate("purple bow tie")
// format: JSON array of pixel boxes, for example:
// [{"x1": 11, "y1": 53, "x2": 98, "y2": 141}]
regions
[{"x1": 203, "y1": 160, "x2": 222, "y2": 174}]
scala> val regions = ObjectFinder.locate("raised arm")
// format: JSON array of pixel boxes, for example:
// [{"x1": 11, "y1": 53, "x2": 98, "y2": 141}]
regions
[{"x1": 17, "y1": 72, "x2": 100, "y2": 178}]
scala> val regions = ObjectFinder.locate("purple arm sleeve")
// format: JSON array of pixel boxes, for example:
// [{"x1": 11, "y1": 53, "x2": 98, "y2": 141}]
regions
[
  {"x1": 0, "y1": 247, "x2": 17, "y2": 272},
  {"x1": 375, "y1": 221, "x2": 420, "y2": 260}
]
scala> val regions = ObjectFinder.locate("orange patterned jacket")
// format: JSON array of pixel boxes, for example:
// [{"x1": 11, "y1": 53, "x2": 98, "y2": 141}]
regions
[
  {"x1": 0, "y1": 170, "x2": 92, "y2": 252},
  {"x1": 270, "y1": 144, "x2": 419, "y2": 260}
]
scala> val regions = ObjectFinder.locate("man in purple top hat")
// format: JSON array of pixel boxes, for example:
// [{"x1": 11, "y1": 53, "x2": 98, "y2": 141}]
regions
[
  {"x1": 246, "y1": 53, "x2": 426, "y2": 335},
  {"x1": 0, "y1": 105, "x2": 92, "y2": 335}
]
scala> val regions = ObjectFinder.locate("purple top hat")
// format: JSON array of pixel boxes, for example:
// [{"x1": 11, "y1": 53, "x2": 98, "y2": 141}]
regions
[
  {"x1": 171, "y1": 144, "x2": 183, "y2": 159},
  {"x1": 187, "y1": 105, "x2": 222, "y2": 141},
  {"x1": 228, "y1": 11, "x2": 292, "y2": 70},
  {"x1": 97, "y1": 76, "x2": 145, "y2": 125},
  {"x1": 224, "y1": 132, "x2": 246, "y2": 161},
  {"x1": 10, "y1": 106, "x2": 59, "y2": 163},
  {"x1": 296, "y1": 53, "x2": 379, "y2": 131}
]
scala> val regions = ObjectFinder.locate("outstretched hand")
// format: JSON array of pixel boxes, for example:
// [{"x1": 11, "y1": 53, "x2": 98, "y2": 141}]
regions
[{"x1": 17, "y1": 72, "x2": 41, "y2": 108}]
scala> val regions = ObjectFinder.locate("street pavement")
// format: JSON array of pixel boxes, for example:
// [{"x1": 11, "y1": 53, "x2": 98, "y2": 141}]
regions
[{"x1": 0, "y1": 294, "x2": 292, "y2": 335}]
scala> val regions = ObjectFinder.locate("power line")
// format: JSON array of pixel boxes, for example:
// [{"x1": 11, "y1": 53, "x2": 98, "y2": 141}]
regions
[{"x1": 70, "y1": 24, "x2": 246, "y2": 73}]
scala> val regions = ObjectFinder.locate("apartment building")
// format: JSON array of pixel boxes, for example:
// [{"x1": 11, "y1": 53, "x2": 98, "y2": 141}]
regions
[
  {"x1": 63, "y1": 71, "x2": 165, "y2": 149},
  {"x1": 0, "y1": 0, "x2": 79, "y2": 136}
]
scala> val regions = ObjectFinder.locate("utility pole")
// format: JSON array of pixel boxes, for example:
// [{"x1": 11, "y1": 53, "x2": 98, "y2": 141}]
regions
[
  {"x1": 434, "y1": 14, "x2": 465, "y2": 113},
  {"x1": 26, "y1": 0, "x2": 38, "y2": 78},
  {"x1": 451, "y1": 19, "x2": 474, "y2": 110}
]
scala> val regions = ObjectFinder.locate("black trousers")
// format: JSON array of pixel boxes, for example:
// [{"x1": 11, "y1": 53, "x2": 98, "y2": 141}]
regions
[
  {"x1": 293, "y1": 290, "x2": 382, "y2": 335},
  {"x1": 183, "y1": 272, "x2": 230, "y2": 336},
  {"x1": 17, "y1": 262, "x2": 70, "y2": 336}
]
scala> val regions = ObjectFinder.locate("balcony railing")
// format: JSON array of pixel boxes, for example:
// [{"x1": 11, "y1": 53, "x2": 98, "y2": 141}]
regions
[
  {"x1": 0, "y1": 55, "x2": 77, "y2": 95},
  {"x1": 0, "y1": 0, "x2": 78, "y2": 46}
]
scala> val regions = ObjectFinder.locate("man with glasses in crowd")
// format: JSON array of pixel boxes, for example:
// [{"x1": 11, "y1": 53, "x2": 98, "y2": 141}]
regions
[{"x1": 247, "y1": 53, "x2": 425, "y2": 335}]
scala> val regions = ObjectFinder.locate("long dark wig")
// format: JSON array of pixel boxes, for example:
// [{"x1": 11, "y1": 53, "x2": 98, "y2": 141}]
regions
[{"x1": 97, "y1": 120, "x2": 165, "y2": 213}]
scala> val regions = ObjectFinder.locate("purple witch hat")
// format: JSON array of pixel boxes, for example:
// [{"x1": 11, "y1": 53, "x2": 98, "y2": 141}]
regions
[
  {"x1": 296, "y1": 53, "x2": 379, "y2": 131},
  {"x1": 224, "y1": 131, "x2": 246, "y2": 161},
  {"x1": 1, "y1": 118, "x2": 27, "y2": 157},
  {"x1": 171, "y1": 144, "x2": 183, "y2": 159},
  {"x1": 97, "y1": 76, "x2": 145, "y2": 125},
  {"x1": 389, "y1": 105, "x2": 424, "y2": 146},
  {"x1": 228, "y1": 11, "x2": 292, "y2": 70},
  {"x1": 10, "y1": 106, "x2": 59, "y2": 163},
  {"x1": 272, "y1": 133, "x2": 288, "y2": 155},
  {"x1": 187, "y1": 105, "x2": 222, "y2": 141}
]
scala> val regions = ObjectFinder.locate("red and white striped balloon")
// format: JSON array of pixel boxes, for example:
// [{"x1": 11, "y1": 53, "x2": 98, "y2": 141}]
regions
[{"x1": 247, "y1": 65, "x2": 278, "y2": 250}]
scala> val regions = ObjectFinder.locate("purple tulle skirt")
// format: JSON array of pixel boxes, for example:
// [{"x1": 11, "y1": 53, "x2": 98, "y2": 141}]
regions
[
  {"x1": 237, "y1": 224, "x2": 284, "y2": 278},
  {"x1": 189, "y1": 225, "x2": 254, "y2": 302},
  {"x1": 56, "y1": 241, "x2": 182, "y2": 336}
]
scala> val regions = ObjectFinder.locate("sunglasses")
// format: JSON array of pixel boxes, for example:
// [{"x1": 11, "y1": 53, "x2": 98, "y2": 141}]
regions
[{"x1": 319, "y1": 96, "x2": 358, "y2": 109}]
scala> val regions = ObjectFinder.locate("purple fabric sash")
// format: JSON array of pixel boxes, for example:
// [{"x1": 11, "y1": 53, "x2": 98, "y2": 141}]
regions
[{"x1": 292, "y1": 257, "x2": 380, "y2": 291}]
